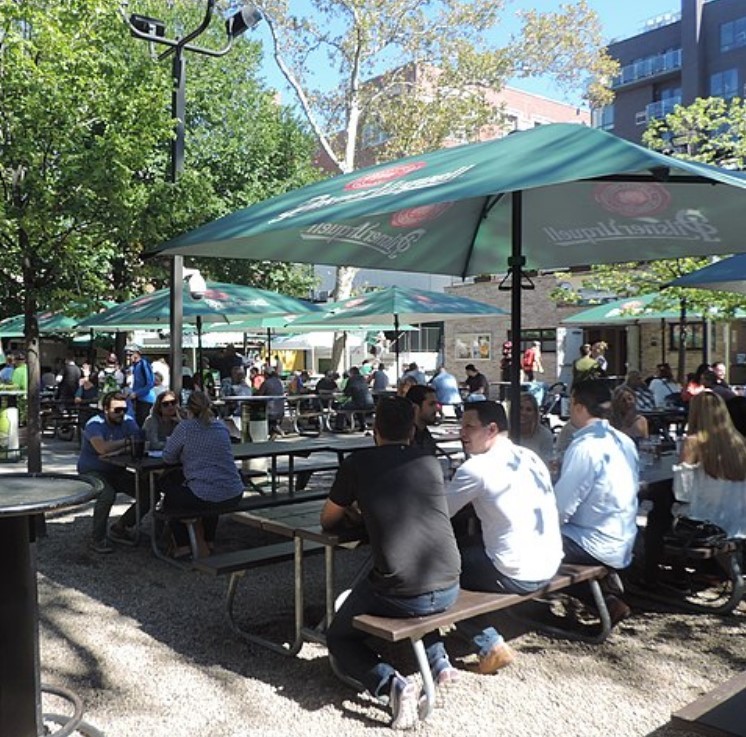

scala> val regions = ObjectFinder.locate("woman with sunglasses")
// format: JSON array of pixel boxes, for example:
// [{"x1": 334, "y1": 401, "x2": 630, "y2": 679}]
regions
[
  {"x1": 143, "y1": 391, "x2": 182, "y2": 451},
  {"x1": 159, "y1": 390, "x2": 244, "y2": 559}
]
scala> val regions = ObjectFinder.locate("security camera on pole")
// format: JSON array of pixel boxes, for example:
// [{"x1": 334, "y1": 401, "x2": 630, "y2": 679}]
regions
[{"x1": 120, "y1": 1, "x2": 261, "y2": 396}]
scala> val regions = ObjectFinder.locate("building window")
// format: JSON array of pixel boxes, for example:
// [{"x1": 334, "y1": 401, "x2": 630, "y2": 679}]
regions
[
  {"x1": 360, "y1": 123, "x2": 389, "y2": 149},
  {"x1": 668, "y1": 323, "x2": 710, "y2": 352},
  {"x1": 721, "y1": 17, "x2": 746, "y2": 52},
  {"x1": 396, "y1": 324, "x2": 442, "y2": 353},
  {"x1": 592, "y1": 105, "x2": 614, "y2": 131},
  {"x1": 710, "y1": 69, "x2": 739, "y2": 99},
  {"x1": 507, "y1": 328, "x2": 558, "y2": 353},
  {"x1": 612, "y1": 48, "x2": 681, "y2": 88}
]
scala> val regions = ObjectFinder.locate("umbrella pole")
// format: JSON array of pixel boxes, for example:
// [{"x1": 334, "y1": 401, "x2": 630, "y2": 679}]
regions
[
  {"x1": 660, "y1": 319, "x2": 665, "y2": 366},
  {"x1": 266, "y1": 328, "x2": 272, "y2": 366},
  {"x1": 197, "y1": 315, "x2": 204, "y2": 392},
  {"x1": 509, "y1": 191, "x2": 524, "y2": 442},
  {"x1": 394, "y1": 314, "x2": 400, "y2": 382}
]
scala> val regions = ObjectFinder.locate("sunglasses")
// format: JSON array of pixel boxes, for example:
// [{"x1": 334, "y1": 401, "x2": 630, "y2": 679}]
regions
[
  {"x1": 109, "y1": 407, "x2": 126, "y2": 415},
  {"x1": 161, "y1": 400, "x2": 177, "y2": 407}
]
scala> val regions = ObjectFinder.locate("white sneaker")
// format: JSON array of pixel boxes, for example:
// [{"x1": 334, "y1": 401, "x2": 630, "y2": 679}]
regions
[{"x1": 389, "y1": 674, "x2": 420, "y2": 730}]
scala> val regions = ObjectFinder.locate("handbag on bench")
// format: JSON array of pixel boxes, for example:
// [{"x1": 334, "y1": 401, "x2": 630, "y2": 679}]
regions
[{"x1": 663, "y1": 516, "x2": 728, "y2": 549}]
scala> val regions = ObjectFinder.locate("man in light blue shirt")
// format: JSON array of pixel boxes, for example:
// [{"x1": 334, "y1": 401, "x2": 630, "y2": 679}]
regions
[{"x1": 554, "y1": 380, "x2": 638, "y2": 623}]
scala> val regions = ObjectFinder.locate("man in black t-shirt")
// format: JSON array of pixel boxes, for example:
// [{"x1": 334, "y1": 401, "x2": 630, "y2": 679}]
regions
[
  {"x1": 321, "y1": 397, "x2": 461, "y2": 730},
  {"x1": 406, "y1": 383, "x2": 439, "y2": 456},
  {"x1": 463, "y1": 363, "x2": 489, "y2": 401}
]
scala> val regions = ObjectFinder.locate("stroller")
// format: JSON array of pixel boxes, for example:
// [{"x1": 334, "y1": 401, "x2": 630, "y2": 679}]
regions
[{"x1": 539, "y1": 381, "x2": 569, "y2": 434}]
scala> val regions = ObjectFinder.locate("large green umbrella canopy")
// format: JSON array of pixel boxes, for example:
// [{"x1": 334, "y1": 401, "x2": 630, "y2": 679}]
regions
[
  {"x1": 148, "y1": 123, "x2": 746, "y2": 432},
  {"x1": 76, "y1": 282, "x2": 319, "y2": 330}
]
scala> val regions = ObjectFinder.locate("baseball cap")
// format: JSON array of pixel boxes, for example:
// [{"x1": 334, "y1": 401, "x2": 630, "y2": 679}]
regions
[{"x1": 124, "y1": 343, "x2": 142, "y2": 355}]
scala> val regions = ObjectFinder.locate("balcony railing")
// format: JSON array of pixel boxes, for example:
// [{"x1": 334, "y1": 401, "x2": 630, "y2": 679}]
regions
[
  {"x1": 613, "y1": 49, "x2": 682, "y2": 88},
  {"x1": 636, "y1": 95, "x2": 682, "y2": 125}
]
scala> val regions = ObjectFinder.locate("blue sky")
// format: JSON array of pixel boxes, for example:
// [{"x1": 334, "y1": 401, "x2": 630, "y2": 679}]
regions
[{"x1": 254, "y1": 0, "x2": 684, "y2": 106}]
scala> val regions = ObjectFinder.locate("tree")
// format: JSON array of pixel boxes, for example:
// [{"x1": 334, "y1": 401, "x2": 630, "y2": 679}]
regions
[
  {"x1": 256, "y1": 0, "x2": 617, "y2": 367},
  {"x1": 0, "y1": 0, "x2": 175, "y2": 468},
  {"x1": 555, "y1": 98, "x2": 746, "y2": 381},
  {"x1": 0, "y1": 0, "x2": 319, "y2": 469},
  {"x1": 643, "y1": 96, "x2": 746, "y2": 169}
]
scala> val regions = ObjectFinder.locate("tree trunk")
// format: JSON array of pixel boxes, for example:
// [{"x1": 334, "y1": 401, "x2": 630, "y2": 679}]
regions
[{"x1": 330, "y1": 265, "x2": 358, "y2": 372}]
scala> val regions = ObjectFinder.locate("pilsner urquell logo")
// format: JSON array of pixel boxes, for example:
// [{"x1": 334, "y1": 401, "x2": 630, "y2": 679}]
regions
[
  {"x1": 542, "y1": 181, "x2": 720, "y2": 247},
  {"x1": 343, "y1": 162, "x2": 427, "y2": 191}
]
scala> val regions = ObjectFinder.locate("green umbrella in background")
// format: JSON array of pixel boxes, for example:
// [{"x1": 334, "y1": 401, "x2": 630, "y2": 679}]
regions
[
  {"x1": 292, "y1": 286, "x2": 507, "y2": 376},
  {"x1": 77, "y1": 282, "x2": 319, "y2": 381}
]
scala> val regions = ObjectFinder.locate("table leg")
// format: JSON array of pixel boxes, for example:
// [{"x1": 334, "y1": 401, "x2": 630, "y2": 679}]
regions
[
  {"x1": 0, "y1": 516, "x2": 41, "y2": 737},
  {"x1": 288, "y1": 455, "x2": 295, "y2": 496}
]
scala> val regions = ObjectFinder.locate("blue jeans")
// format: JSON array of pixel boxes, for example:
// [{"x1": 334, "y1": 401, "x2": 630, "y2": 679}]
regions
[
  {"x1": 84, "y1": 470, "x2": 137, "y2": 542},
  {"x1": 326, "y1": 577, "x2": 459, "y2": 698},
  {"x1": 459, "y1": 541, "x2": 550, "y2": 656}
]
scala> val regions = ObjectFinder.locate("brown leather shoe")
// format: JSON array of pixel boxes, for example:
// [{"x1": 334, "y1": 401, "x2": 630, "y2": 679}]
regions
[
  {"x1": 606, "y1": 595, "x2": 632, "y2": 626},
  {"x1": 469, "y1": 641, "x2": 516, "y2": 675}
]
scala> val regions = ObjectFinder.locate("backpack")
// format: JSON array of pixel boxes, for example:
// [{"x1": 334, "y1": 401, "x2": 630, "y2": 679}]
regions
[{"x1": 521, "y1": 348, "x2": 534, "y2": 372}]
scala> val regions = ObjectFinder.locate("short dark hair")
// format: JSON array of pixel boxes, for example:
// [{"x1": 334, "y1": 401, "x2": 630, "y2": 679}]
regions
[
  {"x1": 102, "y1": 391, "x2": 127, "y2": 410},
  {"x1": 374, "y1": 396, "x2": 414, "y2": 442},
  {"x1": 571, "y1": 380, "x2": 612, "y2": 418},
  {"x1": 406, "y1": 384, "x2": 435, "y2": 407},
  {"x1": 463, "y1": 400, "x2": 508, "y2": 432},
  {"x1": 465, "y1": 363, "x2": 477, "y2": 372}
]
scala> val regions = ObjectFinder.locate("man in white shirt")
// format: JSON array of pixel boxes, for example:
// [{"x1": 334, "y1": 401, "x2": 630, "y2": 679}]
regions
[
  {"x1": 554, "y1": 380, "x2": 639, "y2": 623},
  {"x1": 446, "y1": 401, "x2": 563, "y2": 674}
]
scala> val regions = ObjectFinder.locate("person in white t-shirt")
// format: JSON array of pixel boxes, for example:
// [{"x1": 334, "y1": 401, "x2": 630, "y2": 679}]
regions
[
  {"x1": 446, "y1": 401, "x2": 563, "y2": 675},
  {"x1": 648, "y1": 362, "x2": 682, "y2": 408}
]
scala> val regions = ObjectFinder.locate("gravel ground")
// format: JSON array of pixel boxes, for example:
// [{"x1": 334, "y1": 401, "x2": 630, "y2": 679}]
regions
[{"x1": 5, "y1": 442, "x2": 746, "y2": 737}]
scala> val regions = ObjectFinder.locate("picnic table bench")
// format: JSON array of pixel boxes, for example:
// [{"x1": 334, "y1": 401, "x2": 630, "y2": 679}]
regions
[
  {"x1": 352, "y1": 563, "x2": 612, "y2": 721},
  {"x1": 671, "y1": 670, "x2": 746, "y2": 737}
]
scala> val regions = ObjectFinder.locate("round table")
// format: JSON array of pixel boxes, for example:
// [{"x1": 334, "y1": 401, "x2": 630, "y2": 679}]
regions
[{"x1": 0, "y1": 473, "x2": 101, "y2": 737}]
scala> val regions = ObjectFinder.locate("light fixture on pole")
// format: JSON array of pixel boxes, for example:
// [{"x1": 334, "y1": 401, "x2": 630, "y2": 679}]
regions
[
  {"x1": 183, "y1": 268, "x2": 208, "y2": 386},
  {"x1": 120, "y1": 1, "x2": 262, "y2": 397}
]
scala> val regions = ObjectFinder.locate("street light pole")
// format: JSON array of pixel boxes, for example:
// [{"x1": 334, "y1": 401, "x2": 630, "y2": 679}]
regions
[{"x1": 121, "y1": 1, "x2": 261, "y2": 397}]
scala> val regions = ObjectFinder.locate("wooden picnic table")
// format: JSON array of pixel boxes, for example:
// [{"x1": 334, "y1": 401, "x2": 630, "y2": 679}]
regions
[{"x1": 231, "y1": 498, "x2": 366, "y2": 655}]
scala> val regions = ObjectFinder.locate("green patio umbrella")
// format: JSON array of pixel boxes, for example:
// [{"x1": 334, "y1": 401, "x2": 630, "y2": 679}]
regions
[
  {"x1": 0, "y1": 312, "x2": 77, "y2": 338},
  {"x1": 562, "y1": 294, "x2": 685, "y2": 325},
  {"x1": 291, "y1": 286, "x2": 507, "y2": 376},
  {"x1": 77, "y1": 282, "x2": 319, "y2": 382},
  {"x1": 148, "y1": 123, "x2": 746, "y2": 432}
]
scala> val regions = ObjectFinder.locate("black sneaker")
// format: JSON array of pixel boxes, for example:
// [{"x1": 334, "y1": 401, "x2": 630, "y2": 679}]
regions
[
  {"x1": 88, "y1": 538, "x2": 114, "y2": 554},
  {"x1": 109, "y1": 524, "x2": 135, "y2": 544}
]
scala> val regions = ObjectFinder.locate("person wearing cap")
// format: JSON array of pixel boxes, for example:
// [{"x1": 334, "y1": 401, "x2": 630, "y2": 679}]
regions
[
  {"x1": 125, "y1": 344, "x2": 155, "y2": 427},
  {"x1": 463, "y1": 364, "x2": 489, "y2": 402}
]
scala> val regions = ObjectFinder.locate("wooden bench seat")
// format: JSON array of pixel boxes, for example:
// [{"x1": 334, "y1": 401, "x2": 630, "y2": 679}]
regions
[
  {"x1": 671, "y1": 670, "x2": 746, "y2": 737},
  {"x1": 351, "y1": 563, "x2": 611, "y2": 721}
]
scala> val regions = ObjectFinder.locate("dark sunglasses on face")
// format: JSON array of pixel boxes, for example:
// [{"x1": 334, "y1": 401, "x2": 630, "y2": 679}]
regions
[
  {"x1": 109, "y1": 407, "x2": 126, "y2": 415},
  {"x1": 161, "y1": 400, "x2": 177, "y2": 407}
]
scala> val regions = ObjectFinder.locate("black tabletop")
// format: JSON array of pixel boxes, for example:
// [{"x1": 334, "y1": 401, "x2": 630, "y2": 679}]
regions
[{"x1": 0, "y1": 473, "x2": 101, "y2": 518}]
